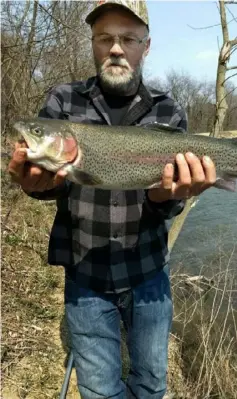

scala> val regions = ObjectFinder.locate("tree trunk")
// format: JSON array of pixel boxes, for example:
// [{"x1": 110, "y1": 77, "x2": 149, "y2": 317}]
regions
[{"x1": 211, "y1": 1, "x2": 236, "y2": 137}]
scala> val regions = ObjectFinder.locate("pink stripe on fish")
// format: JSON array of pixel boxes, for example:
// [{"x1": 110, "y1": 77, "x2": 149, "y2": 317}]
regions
[{"x1": 109, "y1": 153, "x2": 175, "y2": 165}]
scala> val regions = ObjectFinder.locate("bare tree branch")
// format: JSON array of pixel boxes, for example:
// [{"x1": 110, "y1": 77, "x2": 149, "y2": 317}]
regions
[
  {"x1": 226, "y1": 5, "x2": 237, "y2": 23},
  {"x1": 228, "y1": 106, "x2": 237, "y2": 113},
  {"x1": 187, "y1": 17, "x2": 236, "y2": 30},
  {"x1": 1, "y1": 0, "x2": 94, "y2": 137},
  {"x1": 229, "y1": 38, "x2": 237, "y2": 46},
  {"x1": 227, "y1": 65, "x2": 237, "y2": 70},
  {"x1": 229, "y1": 44, "x2": 237, "y2": 57},
  {"x1": 37, "y1": 2, "x2": 89, "y2": 39},
  {"x1": 223, "y1": 72, "x2": 237, "y2": 83}
]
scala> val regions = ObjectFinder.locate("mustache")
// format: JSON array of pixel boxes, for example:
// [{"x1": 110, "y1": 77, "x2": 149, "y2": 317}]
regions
[{"x1": 102, "y1": 57, "x2": 130, "y2": 69}]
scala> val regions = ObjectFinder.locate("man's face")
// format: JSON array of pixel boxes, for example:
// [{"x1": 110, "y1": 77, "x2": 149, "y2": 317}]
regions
[{"x1": 91, "y1": 8, "x2": 150, "y2": 95}]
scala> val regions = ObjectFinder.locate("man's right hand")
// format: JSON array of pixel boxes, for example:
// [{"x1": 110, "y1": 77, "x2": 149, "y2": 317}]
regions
[{"x1": 8, "y1": 141, "x2": 67, "y2": 193}]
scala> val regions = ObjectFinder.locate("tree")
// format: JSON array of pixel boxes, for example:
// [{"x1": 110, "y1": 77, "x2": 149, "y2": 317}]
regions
[
  {"x1": 145, "y1": 70, "x2": 217, "y2": 133},
  {"x1": 1, "y1": 0, "x2": 94, "y2": 141},
  {"x1": 212, "y1": 0, "x2": 237, "y2": 136}
]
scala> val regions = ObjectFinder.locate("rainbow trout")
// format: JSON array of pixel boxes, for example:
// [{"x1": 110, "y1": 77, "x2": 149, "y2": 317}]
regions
[{"x1": 13, "y1": 118, "x2": 237, "y2": 192}]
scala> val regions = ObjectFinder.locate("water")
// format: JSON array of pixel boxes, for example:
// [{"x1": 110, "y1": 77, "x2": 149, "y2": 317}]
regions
[
  {"x1": 170, "y1": 187, "x2": 237, "y2": 271},
  {"x1": 170, "y1": 187, "x2": 237, "y2": 305}
]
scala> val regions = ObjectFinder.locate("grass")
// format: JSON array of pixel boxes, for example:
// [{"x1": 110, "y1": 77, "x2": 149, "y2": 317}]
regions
[
  {"x1": 1, "y1": 170, "x2": 237, "y2": 398},
  {"x1": 1, "y1": 172, "x2": 79, "y2": 398}
]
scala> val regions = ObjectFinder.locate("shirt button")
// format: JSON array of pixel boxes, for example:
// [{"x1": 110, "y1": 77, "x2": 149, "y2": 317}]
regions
[
  {"x1": 113, "y1": 233, "x2": 118, "y2": 239},
  {"x1": 113, "y1": 201, "x2": 118, "y2": 207}
]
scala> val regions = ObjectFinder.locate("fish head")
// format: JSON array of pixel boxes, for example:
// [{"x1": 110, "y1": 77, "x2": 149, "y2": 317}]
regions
[{"x1": 13, "y1": 118, "x2": 78, "y2": 172}]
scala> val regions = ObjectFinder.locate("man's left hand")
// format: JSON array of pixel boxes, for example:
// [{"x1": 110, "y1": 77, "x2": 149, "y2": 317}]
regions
[{"x1": 148, "y1": 152, "x2": 217, "y2": 203}]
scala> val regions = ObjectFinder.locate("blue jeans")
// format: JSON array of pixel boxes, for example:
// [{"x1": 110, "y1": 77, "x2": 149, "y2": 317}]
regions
[{"x1": 64, "y1": 265, "x2": 173, "y2": 399}]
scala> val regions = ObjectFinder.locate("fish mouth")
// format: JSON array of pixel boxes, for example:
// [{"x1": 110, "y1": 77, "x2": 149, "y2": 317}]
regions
[
  {"x1": 13, "y1": 121, "x2": 37, "y2": 151},
  {"x1": 13, "y1": 121, "x2": 28, "y2": 137}
]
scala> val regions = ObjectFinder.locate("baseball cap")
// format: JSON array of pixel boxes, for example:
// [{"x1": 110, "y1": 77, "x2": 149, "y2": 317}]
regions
[{"x1": 85, "y1": 0, "x2": 149, "y2": 29}]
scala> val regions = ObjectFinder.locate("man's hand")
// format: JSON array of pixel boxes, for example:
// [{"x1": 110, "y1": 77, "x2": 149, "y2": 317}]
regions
[
  {"x1": 148, "y1": 152, "x2": 216, "y2": 203},
  {"x1": 8, "y1": 141, "x2": 67, "y2": 193}
]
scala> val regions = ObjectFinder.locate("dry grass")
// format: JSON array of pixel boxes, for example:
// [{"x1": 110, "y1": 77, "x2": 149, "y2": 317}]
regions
[
  {"x1": 171, "y1": 244, "x2": 237, "y2": 398},
  {"x1": 1, "y1": 171, "x2": 237, "y2": 398},
  {"x1": 1, "y1": 173, "x2": 79, "y2": 398}
]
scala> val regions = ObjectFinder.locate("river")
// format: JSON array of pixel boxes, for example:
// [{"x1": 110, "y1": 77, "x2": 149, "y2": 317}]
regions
[{"x1": 170, "y1": 187, "x2": 237, "y2": 292}]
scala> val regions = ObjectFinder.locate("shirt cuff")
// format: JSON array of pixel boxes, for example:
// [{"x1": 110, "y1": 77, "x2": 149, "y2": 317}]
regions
[
  {"x1": 144, "y1": 190, "x2": 185, "y2": 220},
  {"x1": 23, "y1": 180, "x2": 71, "y2": 201}
]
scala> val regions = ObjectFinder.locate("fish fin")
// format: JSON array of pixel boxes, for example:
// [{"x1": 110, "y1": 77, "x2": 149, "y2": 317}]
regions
[
  {"x1": 73, "y1": 170, "x2": 102, "y2": 186},
  {"x1": 142, "y1": 122, "x2": 185, "y2": 134},
  {"x1": 147, "y1": 181, "x2": 162, "y2": 189},
  {"x1": 214, "y1": 176, "x2": 237, "y2": 192},
  {"x1": 63, "y1": 165, "x2": 103, "y2": 186}
]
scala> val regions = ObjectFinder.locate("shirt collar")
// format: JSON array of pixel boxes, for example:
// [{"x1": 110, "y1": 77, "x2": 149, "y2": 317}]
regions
[{"x1": 74, "y1": 75, "x2": 168, "y2": 100}]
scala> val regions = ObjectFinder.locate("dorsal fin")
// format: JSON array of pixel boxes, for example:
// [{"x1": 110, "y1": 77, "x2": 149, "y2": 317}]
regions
[{"x1": 142, "y1": 122, "x2": 186, "y2": 134}]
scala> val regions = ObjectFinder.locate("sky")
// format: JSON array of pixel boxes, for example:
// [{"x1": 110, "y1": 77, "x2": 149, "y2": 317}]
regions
[{"x1": 143, "y1": 1, "x2": 237, "y2": 86}]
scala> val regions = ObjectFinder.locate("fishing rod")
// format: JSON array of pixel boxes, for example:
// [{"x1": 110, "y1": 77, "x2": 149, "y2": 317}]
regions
[{"x1": 59, "y1": 350, "x2": 74, "y2": 399}]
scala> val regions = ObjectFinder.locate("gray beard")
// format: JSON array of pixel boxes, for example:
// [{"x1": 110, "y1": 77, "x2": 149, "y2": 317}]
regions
[{"x1": 95, "y1": 58, "x2": 144, "y2": 96}]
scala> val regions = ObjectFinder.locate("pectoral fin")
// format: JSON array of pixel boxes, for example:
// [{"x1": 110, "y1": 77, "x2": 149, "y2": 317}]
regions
[
  {"x1": 147, "y1": 181, "x2": 162, "y2": 189},
  {"x1": 63, "y1": 165, "x2": 103, "y2": 186}
]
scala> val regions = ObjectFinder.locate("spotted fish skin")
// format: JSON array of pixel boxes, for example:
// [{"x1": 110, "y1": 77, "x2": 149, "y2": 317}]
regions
[{"x1": 13, "y1": 118, "x2": 237, "y2": 191}]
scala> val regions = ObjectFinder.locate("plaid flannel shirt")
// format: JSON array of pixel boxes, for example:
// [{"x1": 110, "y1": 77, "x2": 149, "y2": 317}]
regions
[{"x1": 29, "y1": 76, "x2": 187, "y2": 293}]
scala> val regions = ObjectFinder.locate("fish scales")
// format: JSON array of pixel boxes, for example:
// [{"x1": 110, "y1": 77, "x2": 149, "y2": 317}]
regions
[
  {"x1": 68, "y1": 122, "x2": 237, "y2": 189},
  {"x1": 13, "y1": 118, "x2": 237, "y2": 191}
]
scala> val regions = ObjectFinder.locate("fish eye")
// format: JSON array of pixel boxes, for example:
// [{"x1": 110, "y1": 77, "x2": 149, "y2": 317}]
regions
[{"x1": 32, "y1": 126, "x2": 42, "y2": 135}]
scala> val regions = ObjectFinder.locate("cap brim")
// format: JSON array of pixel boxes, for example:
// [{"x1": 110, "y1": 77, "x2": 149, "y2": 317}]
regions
[{"x1": 85, "y1": 3, "x2": 145, "y2": 26}]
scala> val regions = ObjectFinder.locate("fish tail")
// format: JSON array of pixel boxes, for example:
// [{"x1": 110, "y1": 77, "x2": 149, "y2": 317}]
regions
[{"x1": 214, "y1": 176, "x2": 237, "y2": 192}]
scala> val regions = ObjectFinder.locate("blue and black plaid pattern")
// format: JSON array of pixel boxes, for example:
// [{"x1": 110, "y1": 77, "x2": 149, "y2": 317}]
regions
[{"x1": 29, "y1": 76, "x2": 187, "y2": 293}]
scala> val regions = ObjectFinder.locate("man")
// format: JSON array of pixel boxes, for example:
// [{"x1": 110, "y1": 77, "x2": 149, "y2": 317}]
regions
[{"x1": 8, "y1": 1, "x2": 216, "y2": 398}]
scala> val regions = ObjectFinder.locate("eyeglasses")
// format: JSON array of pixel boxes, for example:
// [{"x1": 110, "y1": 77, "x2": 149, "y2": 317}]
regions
[{"x1": 91, "y1": 33, "x2": 149, "y2": 51}]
